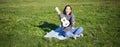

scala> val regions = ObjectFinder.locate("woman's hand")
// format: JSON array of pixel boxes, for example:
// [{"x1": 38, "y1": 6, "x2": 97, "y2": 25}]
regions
[{"x1": 71, "y1": 22, "x2": 75, "y2": 27}]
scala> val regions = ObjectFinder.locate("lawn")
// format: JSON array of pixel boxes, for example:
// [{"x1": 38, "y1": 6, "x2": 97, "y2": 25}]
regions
[{"x1": 0, "y1": 0, "x2": 120, "y2": 47}]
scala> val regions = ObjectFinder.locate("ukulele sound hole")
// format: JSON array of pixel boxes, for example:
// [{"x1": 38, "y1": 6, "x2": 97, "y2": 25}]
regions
[{"x1": 63, "y1": 19, "x2": 65, "y2": 21}]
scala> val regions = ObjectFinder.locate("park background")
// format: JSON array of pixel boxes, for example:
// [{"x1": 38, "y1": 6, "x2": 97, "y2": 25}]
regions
[{"x1": 0, "y1": 0, "x2": 120, "y2": 47}]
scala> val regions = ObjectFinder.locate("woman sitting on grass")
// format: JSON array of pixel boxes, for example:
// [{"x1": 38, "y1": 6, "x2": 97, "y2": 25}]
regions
[{"x1": 55, "y1": 5, "x2": 83, "y2": 40}]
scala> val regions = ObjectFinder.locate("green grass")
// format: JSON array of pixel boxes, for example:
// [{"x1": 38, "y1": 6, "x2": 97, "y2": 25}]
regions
[{"x1": 0, "y1": 0, "x2": 120, "y2": 47}]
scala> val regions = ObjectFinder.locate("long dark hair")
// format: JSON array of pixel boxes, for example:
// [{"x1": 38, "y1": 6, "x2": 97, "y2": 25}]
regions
[{"x1": 63, "y1": 5, "x2": 72, "y2": 15}]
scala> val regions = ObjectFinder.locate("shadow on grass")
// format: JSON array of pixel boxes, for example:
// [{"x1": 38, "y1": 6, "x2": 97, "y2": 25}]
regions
[{"x1": 37, "y1": 21, "x2": 59, "y2": 32}]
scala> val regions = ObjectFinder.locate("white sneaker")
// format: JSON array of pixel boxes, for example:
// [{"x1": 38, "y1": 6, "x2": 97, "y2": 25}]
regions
[
  {"x1": 80, "y1": 33, "x2": 83, "y2": 37},
  {"x1": 73, "y1": 36, "x2": 76, "y2": 40}
]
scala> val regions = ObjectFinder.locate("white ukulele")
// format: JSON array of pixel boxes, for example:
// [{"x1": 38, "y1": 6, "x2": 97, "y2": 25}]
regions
[{"x1": 61, "y1": 17, "x2": 70, "y2": 27}]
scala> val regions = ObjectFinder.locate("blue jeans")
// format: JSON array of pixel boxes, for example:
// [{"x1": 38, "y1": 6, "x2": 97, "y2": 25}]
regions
[{"x1": 55, "y1": 26, "x2": 83, "y2": 37}]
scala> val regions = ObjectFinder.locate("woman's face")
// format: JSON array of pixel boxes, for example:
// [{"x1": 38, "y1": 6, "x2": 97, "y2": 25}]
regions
[{"x1": 65, "y1": 6, "x2": 71, "y2": 15}]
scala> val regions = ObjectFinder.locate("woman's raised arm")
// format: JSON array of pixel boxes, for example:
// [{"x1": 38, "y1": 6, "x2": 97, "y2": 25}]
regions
[{"x1": 55, "y1": 7, "x2": 61, "y2": 15}]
